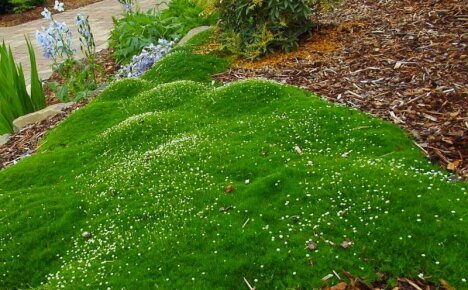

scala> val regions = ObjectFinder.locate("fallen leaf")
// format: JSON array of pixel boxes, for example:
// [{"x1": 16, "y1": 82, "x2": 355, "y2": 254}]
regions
[
  {"x1": 449, "y1": 110, "x2": 460, "y2": 118},
  {"x1": 447, "y1": 160, "x2": 460, "y2": 171},
  {"x1": 440, "y1": 279, "x2": 456, "y2": 290},
  {"x1": 224, "y1": 185, "x2": 234, "y2": 193},
  {"x1": 330, "y1": 282, "x2": 348, "y2": 290}
]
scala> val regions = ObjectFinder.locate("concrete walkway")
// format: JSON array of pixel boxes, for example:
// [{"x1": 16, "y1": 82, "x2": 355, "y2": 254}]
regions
[{"x1": 0, "y1": 0, "x2": 163, "y2": 84}]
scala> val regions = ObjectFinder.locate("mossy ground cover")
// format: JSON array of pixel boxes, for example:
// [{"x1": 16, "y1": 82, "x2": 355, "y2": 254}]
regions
[{"x1": 0, "y1": 46, "x2": 466, "y2": 289}]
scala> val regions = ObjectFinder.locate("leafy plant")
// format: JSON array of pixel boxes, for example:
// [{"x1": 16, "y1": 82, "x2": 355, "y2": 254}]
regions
[
  {"x1": 0, "y1": 40, "x2": 46, "y2": 134},
  {"x1": 0, "y1": 0, "x2": 45, "y2": 14},
  {"x1": 35, "y1": 2, "x2": 100, "y2": 101},
  {"x1": 109, "y1": 0, "x2": 217, "y2": 64},
  {"x1": 109, "y1": 12, "x2": 178, "y2": 64},
  {"x1": 211, "y1": 0, "x2": 339, "y2": 59}
]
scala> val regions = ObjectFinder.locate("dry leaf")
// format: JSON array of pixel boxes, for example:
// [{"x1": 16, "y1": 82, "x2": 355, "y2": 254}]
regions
[
  {"x1": 447, "y1": 160, "x2": 460, "y2": 171},
  {"x1": 224, "y1": 185, "x2": 234, "y2": 193},
  {"x1": 440, "y1": 279, "x2": 456, "y2": 290},
  {"x1": 330, "y1": 282, "x2": 348, "y2": 290}
]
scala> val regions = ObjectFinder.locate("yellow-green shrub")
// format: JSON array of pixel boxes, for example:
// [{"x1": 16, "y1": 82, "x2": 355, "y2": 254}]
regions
[{"x1": 210, "y1": 0, "x2": 338, "y2": 59}]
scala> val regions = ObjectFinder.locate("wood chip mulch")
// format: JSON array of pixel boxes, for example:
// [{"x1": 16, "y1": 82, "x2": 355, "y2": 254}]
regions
[
  {"x1": 0, "y1": 99, "x2": 88, "y2": 169},
  {"x1": 214, "y1": 0, "x2": 468, "y2": 178}
]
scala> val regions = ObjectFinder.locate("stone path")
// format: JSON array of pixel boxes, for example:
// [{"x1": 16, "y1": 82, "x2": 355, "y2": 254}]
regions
[{"x1": 0, "y1": 0, "x2": 164, "y2": 85}]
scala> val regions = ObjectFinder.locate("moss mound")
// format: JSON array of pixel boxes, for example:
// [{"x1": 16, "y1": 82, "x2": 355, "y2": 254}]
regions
[{"x1": 0, "y1": 51, "x2": 466, "y2": 289}]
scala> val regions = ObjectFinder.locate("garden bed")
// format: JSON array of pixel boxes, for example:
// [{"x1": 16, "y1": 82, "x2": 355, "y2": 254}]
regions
[
  {"x1": 215, "y1": 0, "x2": 467, "y2": 178},
  {"x1": 0, "y1": 0, "x2": 103, "y2": 26},
  {"x1": 0, "y1": 99, "x2": 88, "y2": 168},
  {"x1": 0, "y1": 50, "x2": 466, "y2": 289},
  {"x1": 0, "y1": 49, "x2": 116, "y2": 168},
  {"x1": 0, "y1": 1, "x2": 466, "y2": 288}
]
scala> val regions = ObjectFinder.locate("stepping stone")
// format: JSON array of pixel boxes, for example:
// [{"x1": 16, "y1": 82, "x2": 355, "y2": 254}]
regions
[
  {"x1": 13, "y1": 102, "x2": 75, "y2": 132},
  {"x1": 0, "y1": 133, "x2": 11, "y2": 146},
  {"x1": 178, "y1": 26, "x2": 212, "y2": 46}
]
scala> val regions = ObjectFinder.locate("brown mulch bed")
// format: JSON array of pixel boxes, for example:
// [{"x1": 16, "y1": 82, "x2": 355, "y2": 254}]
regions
[
  {"x1": 214, "y1": 0, "x2": 468, "y2": 178},
  {"x1": 322, "y1": 272, "x2": 456, "y2": 290},
  {"x1": 0, "y1": 49, "x2": 117, "y2": 169},
  {"x1": 0, "y1": 100, "x2": 88, "y2": 169},
  {"x1": 0, "y1": 0, "x2": 104, "y2": 27}
]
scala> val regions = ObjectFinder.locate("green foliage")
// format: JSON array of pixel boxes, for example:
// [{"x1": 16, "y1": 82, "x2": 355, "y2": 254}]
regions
[
  {"x1": 27, "y1": 39, "x2": 47, "y2": 110},
  {"x1": 0, "y1": 41, "x2": 46, "y2": 133},
  {"x1": 109, "y1": 12, "x2": 176, "y2": 64},
  {"x1": 48, "y1": 58, "x2": 99, "y2": 102},
  {"x1": 109, "y1": 0, "x2": 217, "y2": 64},
  {"x1": 214, "y1": 0, "x2": 339, "y2": 58},
  {"x1": 0, "y1": 50, "x2": 466, "y2": 289},
  {"x1": 141, "y1": 51, "x2": 229, "y2": 84},
  {"x1": 0, "y1": 0, "x2": 45, "y2": 14}
]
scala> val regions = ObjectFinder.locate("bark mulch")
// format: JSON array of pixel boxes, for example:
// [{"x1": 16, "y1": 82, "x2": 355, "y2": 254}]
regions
[
  {"x1": 322, "y1": 273, "x2": 456, "y2": 290},
  {"x1": 0, "y1": 99, "x2": 88, "y2": 169},
  {"x1": 214, "y1": 0, "x2": 468, "y2": 178},
  {"x1": 0, "y1": 0, "x2": 104, "y2": 27}
]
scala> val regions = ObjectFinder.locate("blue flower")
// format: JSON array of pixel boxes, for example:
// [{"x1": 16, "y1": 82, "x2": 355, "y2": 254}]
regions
[
  {"x1": 35, "y1": 29, "x2": 55, "y2": 59},
  {"x1": 117, "y1": 39, "x2": 176, "y2": 79}
]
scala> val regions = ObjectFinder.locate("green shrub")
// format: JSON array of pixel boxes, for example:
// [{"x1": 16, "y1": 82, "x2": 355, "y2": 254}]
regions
[
  {"x1": 0, "y1": 0, "x2": 46, "y2": 14},
  {"x1": 0, "y1": 0, "x2": 12, "y2": 14},
  {"x1": 0, "y1": 40, "x2": 46, "y2": 134},
  {"x1": 213, "y1": 0, "x2": 339, "y2": 58},
  {"x1": 109, "y1": 0, "x2": 217, "y2": 64}
]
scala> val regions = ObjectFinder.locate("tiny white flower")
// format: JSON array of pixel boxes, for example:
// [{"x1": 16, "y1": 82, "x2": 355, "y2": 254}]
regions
[
  {"x1": 41, "y1": 8, "x2": 52, "y2": 20},
  {"x1": 54, "y1": 1, "x2": 65, "y2": 12}
]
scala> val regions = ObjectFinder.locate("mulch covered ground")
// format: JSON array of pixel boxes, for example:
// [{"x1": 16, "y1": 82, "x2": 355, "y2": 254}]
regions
[
  {"x1": 0, "y1": 100, "x2": 87, "y2": 169},
  {"x1": 215, "y1": 0, "x2": 467, "y2": 178},
  {"x1": 0, "y1": 0, "x2": 103, "y2": 26}
]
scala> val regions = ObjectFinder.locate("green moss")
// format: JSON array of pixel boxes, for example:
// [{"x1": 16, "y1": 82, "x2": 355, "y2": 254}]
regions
[
  {"x1": 97, "y1": 78, "x2": 154, "y2": 102},
  {"x1": 141, "y1": 51, "x2": 229, "y2": 84},
  {"x1": 0, "y1": 51, "x2": 466, "y2": 290}
]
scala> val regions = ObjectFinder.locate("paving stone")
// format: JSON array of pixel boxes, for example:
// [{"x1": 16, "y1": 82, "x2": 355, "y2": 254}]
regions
[
  {"x1": 12, "y1": 103, "x2": 73, "y2": 132},
  {"x1": 0, "y1": 134, "x2": 11, "y2": 146},
  {"x1": 178, "y1": 26, "x2": 212, "y2": 46}
]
